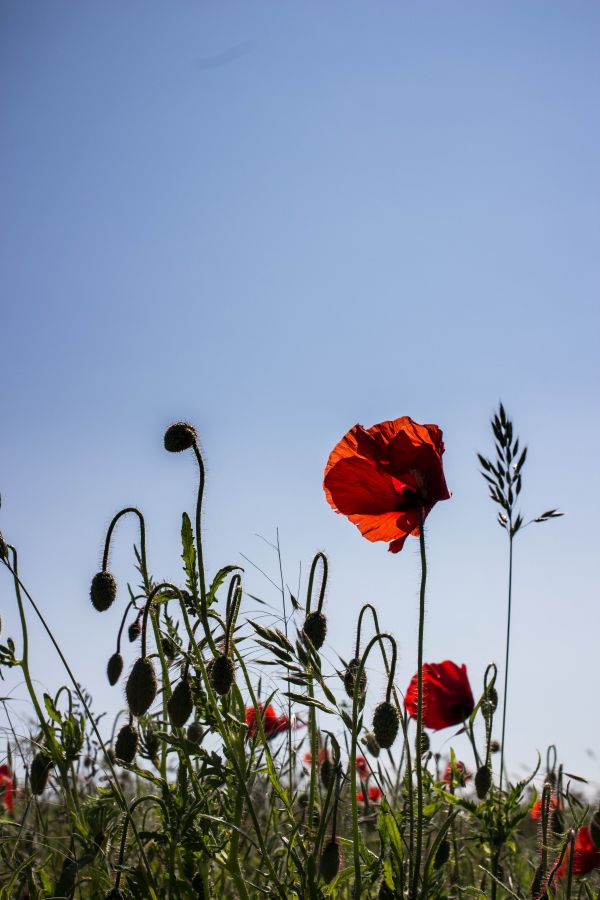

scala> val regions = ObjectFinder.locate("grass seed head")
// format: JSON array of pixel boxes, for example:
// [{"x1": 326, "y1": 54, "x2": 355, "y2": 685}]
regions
[
  {"x1": 164, "y1": 421, "x2": 197, "y2": 453},
  {"x1": 302, "y1": 611, "x2": 327, "y2": 650},
  {"x1": 107, "y1": 652, "x2": 124, "y2": 686},
  {"x1": 372, "y1": 701, "x2": 399, "y2": 749},
  {"x1": 126, "y1": 657, "x2": 157, "y2": 717},
  {"x1": 343, "y1": 656, "x2": 367, "y2": 699},
  {"x1": 319, "y1": 840, "x2": 342, "y2": 884},
  {"x1": 30, "y1": 753, "x2": 52, "y2": 795},
  {"x1": 209, "y1": 654, "x2": 235, "y2": 696},
  {"x1": 168, "y1": 678, "x2": 194, "y2": 727},
  {"x1": 90, "y1": 571, "x2": 117, "y2": 612},
  {"x1": 115, "y1": 724, "x2": 139, "y2": 764}
]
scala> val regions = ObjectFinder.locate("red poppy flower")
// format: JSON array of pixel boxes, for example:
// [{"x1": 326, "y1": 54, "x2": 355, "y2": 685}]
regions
[
  {"x1": 405, "y1": 661, "x2": 475, "y2": 730},
  {"x1": 558, "y1": 827, "x2": 600, "y2": 877},
  {"x1": 0, "y1": 764, "x2": 13, "y2": 814},
  {"x1": 304, "y1": 748, "x2": 329, "y2": 767},
  {"x1": 357, "y1": 785, "x2": 382, "y2": 803},
  {"x1": 442, "y1": 760, "x2": 470, "y2": 787},
  {"x1": 531, "y1": 794, "x2": 560, "y2": 822},
  {"x1": 355, "y1": 756, "x2": 369, "y2": 780},
  {"x1": 245, "y1": 704, "x2": 290, "y2": 740},
  {"x1": 323, "y1": 417, "x2": 450, "y2": 553}
]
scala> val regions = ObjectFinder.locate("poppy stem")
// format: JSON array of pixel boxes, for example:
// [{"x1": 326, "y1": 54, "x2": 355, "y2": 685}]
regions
[
  {"x1": 412, "y1": 506, "x2": 427, "y2": 900},
  {"x1": 499, "y1": 534, "x2": 514, "y2": 791}
]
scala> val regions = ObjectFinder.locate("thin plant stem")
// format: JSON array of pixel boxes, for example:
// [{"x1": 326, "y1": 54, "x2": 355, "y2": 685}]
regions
[
  {"x1": 412, "y1": 506, "x2": 427, "y2": 900},
  {"x1": 499, "y1": 535, "x2": 513, "y2": 792}
]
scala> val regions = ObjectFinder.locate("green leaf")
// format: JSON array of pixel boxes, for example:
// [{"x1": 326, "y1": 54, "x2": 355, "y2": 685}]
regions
[
  {"x1": 43, "y1": 692, "x2": 62, "y2": 724},
  {"x1": 181, "y1": 513, "x2": 199, "y2": 598}
]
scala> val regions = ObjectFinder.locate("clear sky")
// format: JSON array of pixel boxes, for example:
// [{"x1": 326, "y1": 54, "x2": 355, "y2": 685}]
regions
[{"x1": 1, "y1": 2, "x2": 599, "y2": 784}]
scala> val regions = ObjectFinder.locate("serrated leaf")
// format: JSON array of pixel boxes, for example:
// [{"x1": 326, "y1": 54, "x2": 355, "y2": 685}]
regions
[{"x1": 181, "y1": 513, "x2": 199, "y2": 598}]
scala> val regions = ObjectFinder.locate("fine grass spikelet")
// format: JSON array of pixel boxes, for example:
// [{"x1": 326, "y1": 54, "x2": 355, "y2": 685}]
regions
[
  {"x1": 372, "y1": 701, "x2": 399, "y2": 749},
  {"x1": 164, "y1": 421, "x2": 197, "y2": 453},
  {"x1": 30, "y1": 753, "x2": 52, "y2": 795},
  {"x1": 319, "y1": 840, "x2": 342, "y2": 884},
  {"x1": 115, "y1": 724, "x2": 139, "y2": 764},
  {"x1": 343, "y1": 657, "x2": 367, "y2": 699},
  {"x1": 90, "y1": 571, "x2": 117, "y2": 612},
  {"x1": 475, "y1": 765, "x2": 492, "y2": 799},
  {"x1": 209, "y1": 654, "x2": 235, "y2": 696},
  {"x1": 126, "y1": 657, "x2": 157, "y2": 717},
  {"x1": 107, "y1": 652, "x2": 124, "y2": 686},
  {"x1": 302, "y1": 611, "x2": 327, "y2": 650},
  {"x1": 168, "y1": 678, "x2": 194, "y2": 727}
]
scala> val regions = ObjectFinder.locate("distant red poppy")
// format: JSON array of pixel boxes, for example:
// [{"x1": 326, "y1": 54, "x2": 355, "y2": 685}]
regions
[
  {"x1": 355, "y1": 756, "x2": 369, "y2": 780},
  {"x1": 558, "y1": 827, "x2": 600, "y2": 877},
  {"x1": 245, "y1": 704, "x2": 289, "y2": 740},
  {"x1": 303, "y1": 748, "x2": 329, "y2": 767},
  {"x1": 323, "y1": 417, "x2": 450, "y2": 553},
  {"x1": 531, "y1": 794, "x2": 560, "y2": 822},
  {"x1": 0, "y1": 764, "x2": 13, "y2": 814},
  {"x1": 442, "y1": 760, "x2": 470, "y2": 787},
  {"x1": 405, "y1": 661, "x2": 474, "y2": 730},
  {"x1": 357, "y1": 785, "x2": 382, "y2": 803}
]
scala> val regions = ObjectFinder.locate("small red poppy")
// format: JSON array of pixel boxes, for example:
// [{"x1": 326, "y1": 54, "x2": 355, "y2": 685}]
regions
[
  {"x1": 357, "y1": 786, "x2": 382, "y2": 803},
  {"x1": 245, "y1": 704, "x2": 290, "y2": 740},
  {"x1": 355, "y1": 756, "x2": 370, "y2": 780},
  {"x1": 0, "y1": 764, "x2": 14, "y2": 814},
  {"x1": 405, "y1": 661, "x2": 475, "y2": 730},
  {"x1": 304, "y1": 748, "x2": 329, "y2": 767},
  {"x1": 323, "y1": 417, "x2": 450, "y2": 553},
  {"x1": 531, "y1": 794, "x2": 560, "y2": 822},
  {"x1": 558, "y1": 827, "x2": 600, "y2": 878},
  {"x1": 442, "y1": 760, "x2": 470, "y2": 787}
]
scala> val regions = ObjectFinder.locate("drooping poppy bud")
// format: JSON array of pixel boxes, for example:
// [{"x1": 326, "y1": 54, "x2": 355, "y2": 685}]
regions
[
  {"x1": 144, "y1": 727, "x2": 160, "y2": 760},
  {"x1": 128, "y1": 617, "x2": 142, "y2": 643},
  {"x1": 372, "y1": 701, "x2": 399, "y2": 749},
  {"x1": 209, "y1": 654, "x2": 235, "y2": 696},
  {"x1": 115, "y1": 724, "x2": 139, "y2": 764},
  {"x1": 126, "y1": 657, "x2": 157, "y2": 717},
  {"x1": 30, "y1": 753, "x2": 52, "y2": 795},
  {"x1": 475, "y1": 765, "x2": 492, "y2": 799},
  {"x1": 168, "y1": 679, "x2": 194, "y2": 727},
  {"x1": 164, "y1": 422, "x2": 197, "y2": 453},
  {"x1": 302, "y1": 611, "x2": 327, "y2": 650},
  {"x1": 320, "y1": 755, "x2": 334, "y2": 789},
  {"x1": 319, "y1": 840, "x2": 342, "y2": 884},
  {"x1": 107, "y1": 653, "x2": 124, "y2": 686},
  {"x1": 343, "y1": 657, "x2": 367, "y2": 700},
  {"x1": 90, "y1": 572, "x2": 117, "y2": 612}
]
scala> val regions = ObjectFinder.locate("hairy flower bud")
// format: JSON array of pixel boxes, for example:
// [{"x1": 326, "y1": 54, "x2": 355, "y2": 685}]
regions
[
  {"x1": 475, "y1": 765, "x2": 492, "y2": 799},
  {"x1": 107, "y1": 653, "x2": 124, "y2": 686},
  {"x1": 161, "y1": 636, "x2": 177, "y2": 661},
  {"x1": 126, "y1": 657, "x2": 157, "y2": 717},
  {"x1": 128, "y1": 617, "x2": 142, "y2": 643},
  {"x1": 168, "y1": 678, "x2": 194, "y2": 727},
  {"x1": 187, "y1": 721, "x2": 204, "y2": 744},
  {"x1": 302, "y1": 611, "x2": 327, "y2": 650},
  {"x1": 419, "y1": 731, "x2": 430, "y2": 756},
  {"x1": 115, "y1": 724, "x2": 139, "y2": 765},
  {"x1": 372, "y1": 701, "x2": 399, "y2": 749},
  {"x1": 320, "y1": 840, "x2": 342, "y2": 884},
  {"x1": 30, "y1": 753, "x2": 52, "y2": 795},
  {"x1": 343, "y1": 657, "x2": 367, "y2": 700},
  {"x1": 209, "y1": 654, "x2": 235, "y2": 696},
  {"x1": 90, "y1": 572, "x2": 117, "y2": 612},
  {"x1": 164, "y1": 422, "x2": 197, "y2": 453}
]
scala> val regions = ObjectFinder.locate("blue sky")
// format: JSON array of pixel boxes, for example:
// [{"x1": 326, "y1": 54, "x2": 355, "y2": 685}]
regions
[{"x1": 1, "y1": 2, "x2": 599, "y2": 781}]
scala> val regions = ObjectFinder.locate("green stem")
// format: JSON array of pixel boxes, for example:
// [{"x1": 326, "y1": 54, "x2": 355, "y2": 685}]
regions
[
  {"x1": 499, "y1": 535, "x2": 513, "y2": 792},
  {"x1": 192, "y1": 443, "x2": 217, "y2": 655},
  {"x1": 412, "y1": 507, "x2": 427, "y2": 900}
]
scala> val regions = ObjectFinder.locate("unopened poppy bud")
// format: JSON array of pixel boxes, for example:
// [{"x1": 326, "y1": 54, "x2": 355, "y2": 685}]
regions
[
  {"x1": 115, "y1": 724, "x2": 139, "y2": 764},
  {"x1": 363, "y1": 731, "x2": 381, "y2": 758},
  {"x1": 126, "y1": 657, "x2": 157, "y2": 717},
  {"x1": 320, "y1": 756, "x2": 333, "y2": 789},
  {"x1": 128, "y1": 617, "x2": 142, "y2": 643},
  {"x1": 319, "y1": 840, "x2": 342, "y2": 884},
  {"x1": 434, "y1": 839, "x2": 450, "y2": 869},
  {"x1": 475, "y1": 765, "x2": 492, "y2": 799},
  {"x1": 191, "y1": 873, "x2": 206, "y2": 899},
  {"x1": 144, "y1": 727, "x2": 160, "y2": 759},
  {"x1": 590, "y1": 810, "x2": 600, "y2": 849},
  {"x1": 372, "y1": 701, "x2": 400, "y2": 749},
  {"x1": 90, "y1": 572, "x2": 117, "y2": 612},
  {"x1": 168, "y1": 678, "x2": 194, "y2": 727},
  {"x1": 209, "y1": 654, "x2": 235, "y2": 696},
  {"x1": 343, "y1": 657, "x2": 367, "y2": 699},
  {"x1": 107, "y1": 653, "x2": 124, "y2": 686},
  {"x1": 161, "y1": 636, "x2": 177, "y2": 661},
  {"x1": 419, "y1": 732, "x2": 430, "y2": 755},
  {"x1": 164, "y1": 422, "x2": 197, "y2": 453},
  {"x1": 30, "y1": 753, "x2": 52, "y2": 795},
  {"x1": 302, "y1": 611, "x2": 327, "y2": 650},
  {"x1": 187, "y1": 721, "x2": 204, "y2": 744}
]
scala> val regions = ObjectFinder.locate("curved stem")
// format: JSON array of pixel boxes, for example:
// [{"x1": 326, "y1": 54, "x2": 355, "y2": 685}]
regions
[
  {"x1": 116, "y1": 598, "x2": 138, "y2": 654},
  {"x1": 412, "y1": 507, "x2": 427, "y2": 900},
  {"x1": 499, "y1": 535, "x2": 513, "y2": 791},
  {"x1": 101, "y1": 507, "x2": 148, "y2": 578},
  {"x1": 305, "y1": 552, "x2": 328, "y2": 614}
]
